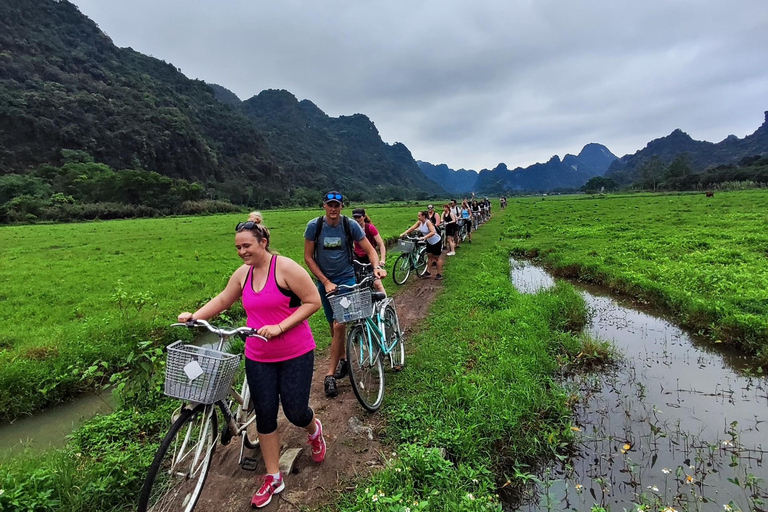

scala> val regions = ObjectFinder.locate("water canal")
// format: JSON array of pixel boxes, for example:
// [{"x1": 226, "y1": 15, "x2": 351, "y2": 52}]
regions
[{"x1": 510, "y1": 259, "x2": 768, "y2": 512}]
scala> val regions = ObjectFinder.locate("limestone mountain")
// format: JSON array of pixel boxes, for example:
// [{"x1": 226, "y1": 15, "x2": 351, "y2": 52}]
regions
[
  {"x1": 418, "y1": 143, "x2": 617, "y2": 193},
  {"x1": 606, "y1": 112, "x2": 768, "y2": 184},
  {"x1": 416, "y1": 161, "x2": 479, "y2": 195},
  {"x1": 237, "y1": 89, "x2": 436, "y2": 198},
  {"x1": 0, "y1": 0, "x2": 440, "y2": 212}
]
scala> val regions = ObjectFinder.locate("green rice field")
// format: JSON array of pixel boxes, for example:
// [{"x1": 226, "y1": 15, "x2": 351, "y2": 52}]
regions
[{"x1": 504, "y1": 189, "x2": 768, "y2": 358}]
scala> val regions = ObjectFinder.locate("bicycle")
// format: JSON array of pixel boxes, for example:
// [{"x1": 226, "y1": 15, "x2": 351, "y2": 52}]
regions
[
  {"x1": 457, "y1": 219, "x2": 470, "y2": 243},
  {"x1": 328, "y1": 274, "x2": 404, "y2": 412},
  {"x1": 138, "y1": 319, "x2": 265, "y2": 512},
  {"x1": 392, "y1": 235, "x2": 428, "y2": 285}
]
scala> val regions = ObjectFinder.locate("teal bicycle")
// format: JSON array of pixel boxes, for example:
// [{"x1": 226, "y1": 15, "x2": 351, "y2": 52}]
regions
[
  {"x1": 392, "y1": 235, "x2": 428, "y2": 285},
  {"x1": 328, "y1": 272, "x2": 404, "y2": 411}
]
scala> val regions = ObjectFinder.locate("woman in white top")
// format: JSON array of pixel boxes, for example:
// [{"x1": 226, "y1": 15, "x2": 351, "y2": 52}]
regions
[{"x1": 400, "y1": 210, "x2": 444, "y2": 280}]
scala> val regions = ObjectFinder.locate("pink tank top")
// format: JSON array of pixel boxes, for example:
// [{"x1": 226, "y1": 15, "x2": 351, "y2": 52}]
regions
[{"x1": 242, "y1": 256, "x2": 316, "y2": 362}]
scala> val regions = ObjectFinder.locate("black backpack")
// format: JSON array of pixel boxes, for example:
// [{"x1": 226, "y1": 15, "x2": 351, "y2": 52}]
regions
[{"x1": 312, "y1": 215, "x2": 355, "y2": 265}]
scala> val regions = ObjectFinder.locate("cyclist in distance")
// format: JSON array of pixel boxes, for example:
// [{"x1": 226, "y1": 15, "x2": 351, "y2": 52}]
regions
[
  {"x1": 460, "y1": 199, "x2": 472, "y2": 242},
  {"x1": 352, "y1": 207, "x2": 387, "y2": 295},
  {"x1": 441, "y1": 204, "x2": 457, "y2": 256},
  {"x1": 471, "y1": 199, "x2": 481, "y2": 229},
  {"x1": 426, "y1": 204, "x2": 441, "y2": 229},
  {"x1": 449, "y1": 199, "x2": 461, "y2": 248},
  {"x1": 304, "y1": 191, "x2": 386, "y2": 398},
  {"x1": 400, "y1": 210, "x2": 444, "y2": 280},
  {"x1": 177, "y1": 218, "x2": 326, "y2": 508}
]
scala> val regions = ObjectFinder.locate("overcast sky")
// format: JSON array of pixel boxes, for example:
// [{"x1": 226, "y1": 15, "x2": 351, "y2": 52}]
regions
[{"x1": 71, "y1": 0, "x2": 768, "y2": 171}]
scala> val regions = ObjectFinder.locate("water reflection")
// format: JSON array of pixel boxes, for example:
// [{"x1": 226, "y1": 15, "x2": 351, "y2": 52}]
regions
[{"x1": 510, "y1": 259, "x2": 768, "y2": 512}]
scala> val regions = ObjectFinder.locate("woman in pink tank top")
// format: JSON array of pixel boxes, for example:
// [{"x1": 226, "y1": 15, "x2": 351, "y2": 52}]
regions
[{"x1": 177, "y1": 220, "x2": 326, "y2": 508}]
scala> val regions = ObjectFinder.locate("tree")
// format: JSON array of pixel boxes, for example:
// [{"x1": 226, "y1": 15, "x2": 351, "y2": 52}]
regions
[
  {"x1": 639, "y1": 155, "x2": 664, "y2": 191},
  {"x1": 581, "y1": 176, "x2": 618, "y2": 193}
]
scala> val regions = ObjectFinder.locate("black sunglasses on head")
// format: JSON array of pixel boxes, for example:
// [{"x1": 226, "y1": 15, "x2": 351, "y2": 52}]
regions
[
  {"x1": 235, "y1": 221, "x2": 268, "y2": 237},
  {"x1": 325, "y1": 193, "x2": 343, "y2": 201}
]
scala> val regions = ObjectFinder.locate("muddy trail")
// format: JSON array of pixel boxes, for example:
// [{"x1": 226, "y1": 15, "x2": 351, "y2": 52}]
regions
[{"x1": 194, "y1": 275, "x2": 443, "y2": 512}]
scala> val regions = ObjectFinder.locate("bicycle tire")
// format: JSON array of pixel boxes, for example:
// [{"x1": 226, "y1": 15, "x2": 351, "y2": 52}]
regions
[
  {"x1": 415, "y1": 248, "x2": 428, "y2": 276},
  {"x1": 236, "y1": 377, "x2": 259, "y2": 449},
  {"x1": 383, "y1": 304, "x2": 405, "y2": 370},
  {"x1": 346, "y1": 324, "x2": 385, "y2": 412},
  {"x1": 138, "y1": 404, "x2": 217, "y2": 512},
  {"x1": 392, "y1": 253, "x2": 411, "y2": 285}
]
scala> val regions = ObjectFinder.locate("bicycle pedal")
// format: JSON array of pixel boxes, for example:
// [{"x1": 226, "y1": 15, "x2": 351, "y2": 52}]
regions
[{"x1": 241, "y1": 457, "x2": 259, "y2": 471}]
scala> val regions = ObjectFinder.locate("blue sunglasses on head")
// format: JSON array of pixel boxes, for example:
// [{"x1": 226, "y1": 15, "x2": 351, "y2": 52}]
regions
[{"x1": 325, "y1": 193, "x2": 342, "y2": 201}]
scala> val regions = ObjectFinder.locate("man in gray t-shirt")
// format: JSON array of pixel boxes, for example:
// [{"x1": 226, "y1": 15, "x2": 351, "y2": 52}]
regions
[{"x1": 304, "y1": 191, "x2": 386, "y2": 397}]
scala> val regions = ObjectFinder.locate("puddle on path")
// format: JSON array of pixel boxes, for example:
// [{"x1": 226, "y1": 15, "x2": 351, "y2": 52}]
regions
[{"x1": 509, "y1": 259, "x2": 768, "y2": 512}]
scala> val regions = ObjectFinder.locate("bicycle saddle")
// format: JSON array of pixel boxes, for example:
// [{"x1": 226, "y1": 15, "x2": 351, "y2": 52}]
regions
[{"x1": 371, "y1": 292, "x2": 387, "y2": 302}]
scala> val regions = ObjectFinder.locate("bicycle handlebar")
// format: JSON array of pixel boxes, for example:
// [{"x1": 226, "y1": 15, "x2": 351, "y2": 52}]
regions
[
  {"x1": 171, "y1": 319, "x2": 268, "y2": 342},
  {"x1": 327, "y1": 275, "x2": 376, "y2": 296}
]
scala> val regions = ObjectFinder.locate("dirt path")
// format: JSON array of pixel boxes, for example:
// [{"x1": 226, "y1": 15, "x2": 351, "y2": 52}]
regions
[{"x1": 195, "y1": 275, "x2": 443, "y2": 512}]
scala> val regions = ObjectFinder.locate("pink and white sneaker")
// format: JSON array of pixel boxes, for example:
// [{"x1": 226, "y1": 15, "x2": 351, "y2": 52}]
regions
[
  {"x1": 251, "y1": 473, "x2": 284, "y2": 508},
  {"x1": 307, "y1": 418, "x2": 326, "y2": 463}
]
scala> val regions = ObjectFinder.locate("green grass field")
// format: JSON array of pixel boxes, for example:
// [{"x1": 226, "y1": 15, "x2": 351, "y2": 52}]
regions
[
  {"x1": 3, "y1": 191, "x2": 768, "y2": 511},
  {"x1": 503, "y1": 189, "x2": 768, "y2": 357},
  {"x1": 2, "y1": 205, "x2": 595, "y2": 512},
  {"x1": 0, "y1": 204, "x2": 422, "y2": 418}
]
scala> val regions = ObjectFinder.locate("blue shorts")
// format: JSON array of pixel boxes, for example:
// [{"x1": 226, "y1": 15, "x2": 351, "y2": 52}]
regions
[{"x1": 317, "y1": 276, "x2": 357, "y2": 324}]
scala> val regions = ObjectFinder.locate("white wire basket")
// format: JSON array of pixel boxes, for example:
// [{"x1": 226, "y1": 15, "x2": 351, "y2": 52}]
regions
[
  {"x1": 329, "y1": 289, "x2": 373, "y2": 323},
  {"x1": 164, "y1": 341, "x2": 240, "y2": 404},
  {"x1": 398, "y1": 239, "x2": 415, "y2": 254}
]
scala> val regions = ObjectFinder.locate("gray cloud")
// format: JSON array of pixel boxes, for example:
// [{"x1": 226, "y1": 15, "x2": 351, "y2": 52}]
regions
[{"x1": 72, "y1": 0, "x2": 768, "y2": 170}]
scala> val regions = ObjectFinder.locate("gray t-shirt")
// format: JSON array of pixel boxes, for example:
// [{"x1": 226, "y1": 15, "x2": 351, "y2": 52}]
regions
[{"x1": 304, "y1": 216, "x2": 365, "y2": 281}]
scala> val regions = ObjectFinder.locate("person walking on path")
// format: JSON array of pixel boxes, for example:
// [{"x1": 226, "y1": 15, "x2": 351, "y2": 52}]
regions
[
  {"x1": 352, "y1": 207, "x2": 387, "y2": 295},
  {"x1": 401, "y1": 210, "x2": 444, "y2": 280},
  {"x1": 304, "y1": 191, "x2": 386, "y2": 398},
  {"x1": 177, "y1": 219, "x2": 326, "y2": 508},
  {"x1": 441, "y1": 204, "x2": 457, "y2": 256}
]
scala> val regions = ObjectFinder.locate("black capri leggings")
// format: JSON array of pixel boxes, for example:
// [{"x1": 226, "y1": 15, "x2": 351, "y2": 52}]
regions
[{"x1": 245, "y1": 350, "x2": 315, "y2": 434}]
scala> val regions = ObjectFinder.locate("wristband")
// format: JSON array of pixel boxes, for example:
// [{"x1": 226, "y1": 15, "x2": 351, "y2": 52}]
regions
[
  {"x1": 375, "y1": 265, "x2": 383, "y2": 269},
  {"x1": 278, "y1": 324, "x2": 284, "y2": 334}
]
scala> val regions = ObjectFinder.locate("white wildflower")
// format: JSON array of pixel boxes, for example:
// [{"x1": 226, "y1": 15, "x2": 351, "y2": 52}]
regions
[{"x1": 662, "y1": 468, "x2": 671, "y2": 474}]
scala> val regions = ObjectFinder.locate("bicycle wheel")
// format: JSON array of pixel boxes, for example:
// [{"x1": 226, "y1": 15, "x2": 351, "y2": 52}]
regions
[
  {"x1": 383, "y1": 304, "x2": 405, "y2": 370},
  {"x1": 235, "y1": 377, "x2": 259, "y2": 449},
  {"x1": 392, "y1": 253, "x2": 411, "y2": 285},
  {"x1": 138, "y1": 404, "x2": 217, "y2": 512},
  {"x1": 346, "y1": 324, "x2": 385, "y2": 412},
  {"x1": 415, "y1": 248, "x2": 428, "y2": 276}
]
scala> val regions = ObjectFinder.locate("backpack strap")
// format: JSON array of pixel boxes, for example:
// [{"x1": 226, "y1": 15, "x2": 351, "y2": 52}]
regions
[
  {"x1": 342, "y1": 215, "x2": 354, "y2": 265},
  {"x1": 312, "y1": 216, "x2": 324, "y2": 262}
]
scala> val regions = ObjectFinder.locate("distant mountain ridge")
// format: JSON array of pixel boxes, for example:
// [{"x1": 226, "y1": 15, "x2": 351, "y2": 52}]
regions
[
  {"x1": 606, "y1": 112, "x2": 768, "y2": 184},
  {"x1": 417, "y1": 143, "x2": 617, "y2": 193},
  {"x1": 0, "y1": 0, "x2": 441, "y2": 208},
  {"x1": 416, "y1": 161, "x2": 479, "y2": 195}
]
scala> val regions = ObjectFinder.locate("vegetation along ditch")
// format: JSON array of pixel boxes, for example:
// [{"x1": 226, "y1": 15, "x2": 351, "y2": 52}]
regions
[{"x1": 511, "y1": 259, "x2": 768, "y2": 512}]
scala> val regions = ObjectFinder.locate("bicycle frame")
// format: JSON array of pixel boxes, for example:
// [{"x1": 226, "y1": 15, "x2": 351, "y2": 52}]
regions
[{"x1": 353, "y1": 298, "x2": 397, "y2": 364}]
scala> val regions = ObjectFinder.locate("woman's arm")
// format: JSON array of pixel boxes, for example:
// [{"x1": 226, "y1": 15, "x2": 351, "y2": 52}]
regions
[
  {"x1": 178, "y1": 266, "x2": 247, "y2": 322},
  {"x1": 258, "y1": 257, "x2": 322, "y2": 339},
  {"x1": 374, "y1": 233, "x2": 386, "y2": 264},
  {"x1": 400, "y1": 221, "x2": 420, "y2": 238},
  {"x1": 423, "y1": 221, "x2": 437, "y2": 240}
]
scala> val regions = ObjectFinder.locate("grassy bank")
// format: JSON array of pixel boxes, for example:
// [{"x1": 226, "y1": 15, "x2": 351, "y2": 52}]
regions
[
  {"x1": 503, "y1": 190, "x2": 768, "y2": 358},
  {"x1": 334, "y1": 210, "x2": 592, "y2": 510},
  {"x1": 0, "y1": 203, "x2": 421, "y2": 419},
  {"x1": 2, "y1": 207, "x2": 593, "y2": 511}
]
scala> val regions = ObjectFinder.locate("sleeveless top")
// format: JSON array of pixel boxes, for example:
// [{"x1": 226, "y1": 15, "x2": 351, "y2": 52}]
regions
[
  {"x1": 461, "y1": 207, "x2": 470, "y2": 219},
  {"x1": 442, "y1": 211, "x2": 455, "y2": 225},
  {"x1": 418, "y1": 221, "x2": 441, "y2": 245},
  {"x1": 242, "y1": 256, "x2": 316, "y2": 362}
]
